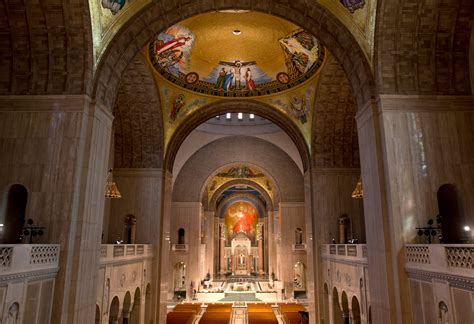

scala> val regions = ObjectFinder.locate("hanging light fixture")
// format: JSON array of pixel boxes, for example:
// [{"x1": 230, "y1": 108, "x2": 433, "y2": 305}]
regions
[
  {"x1": 105, "y1": 168, "x2": 122, "y2": 199},
  {"x1": 351, "y1": 176, "x2": 363, "y2": 199}
]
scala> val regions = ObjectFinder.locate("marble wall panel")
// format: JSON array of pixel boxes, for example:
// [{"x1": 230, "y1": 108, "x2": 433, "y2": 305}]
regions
[
  {"x1": 0, "y1": 95, "x2": 113, "y2": 323},
  {"x1": 109, "y1": 169, "x2": 163, "y2": 244},
  {"x1": 278, "y1": 202, "x2": 307, "y2": 297},
  {"x1": 311, "y1": 169, "x2": 365, "y2": 244}
]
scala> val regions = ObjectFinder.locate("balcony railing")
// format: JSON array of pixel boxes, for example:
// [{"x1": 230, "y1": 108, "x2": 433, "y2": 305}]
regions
[
  {"x1": 171, "y1": 244, "x2": 189, "y2": 252},
  {"x1": 405, "y1": 244, "x2": 474, "y2": 278},
  {"x1": 292, "y1": 243, "x2": 307, "y2": 251},
  {"x1": 99, "y1": 244, "x2": 153, "y2": 263},
  {"x1": 0, "y1": 244, "x2": 59, "y2": 277},
  {"x1": 321, "y1": 244, "x2": 367, "y2": 263}
]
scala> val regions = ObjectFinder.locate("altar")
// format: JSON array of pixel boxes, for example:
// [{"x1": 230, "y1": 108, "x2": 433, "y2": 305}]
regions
[
  {"x1": 218, "y1": 200, "x2": 266, "y2": 275},
  {"x1": 230, "y1": 232, "x2": 253, "y2": 275}
]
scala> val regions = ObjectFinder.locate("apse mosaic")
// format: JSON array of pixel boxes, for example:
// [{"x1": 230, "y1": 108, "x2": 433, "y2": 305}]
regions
[
  {"x1": 148, "y1": 12, "x2": 325, "y2": 97},
  {"x1": 207, "y1": 166, "x2": 273, "y2": 202},
  {"x1": 225, "y1": 201, "x2": 258, "y2": 243}
]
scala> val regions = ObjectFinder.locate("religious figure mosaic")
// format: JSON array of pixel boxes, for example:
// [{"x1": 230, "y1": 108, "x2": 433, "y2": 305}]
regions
[
  {"x1": 225, "y1": 201, "x2": 258, "y2": 243},
  {"x1": 149, "y1": 12, "x2": 325, "y2": 97}
]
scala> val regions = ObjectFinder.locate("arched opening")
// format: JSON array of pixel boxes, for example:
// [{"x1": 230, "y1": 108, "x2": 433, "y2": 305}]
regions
[
  {"x1": 178, "y1": 228, "x2": 185, "y2": 245},
  {"x1": 5, "y1": 302, "x2": 19, "y2": 324},
  {"x1": 109, "y1": 296, "x2": 120, "y2": 324},
  {"x1": 295, "y1": 228, "x2": 303, "y2": 245},
  {"x1": 173, "y1": 262, "x2": 187, "y2": 300},
  {"x1": 293, "y1": 262, "x2": 306, "y2": 299},
  {"x1": 351, "y1": 296, "x2": 361, "y2": 324},
  {"x1": 165, "y1": 101, "x2": 311, "y2": 173},
  {"x1": 93, "y1": 4, "x2": 375, "y2": 323},
  {"x1": 130, "y1": 288, "x2": 141, "y2": 324},
  {"x1": 333, "y1": 287, "x2": 343, "y2": 324},
  {"x1": 144, "y1": 284, "x2": 152, "y2": 324},
  {"x1": 368, "y1": 306, "x2": 372, "y2": 324},
  {"x1": 322, "y1": 283, "x2": 330, "y2": 324},
  {"x1": 123, "y1": 214, "x2": 136, "y2": 244},
  {"x1": 122, "y1": 291, "x2": 132, "y2": 324},
  {"x1": 95, "y1": 305, "x2": 101, "y2": 324},
  {"x1": 0, "y1": 184, "x2": 28, "y2": 244},
  {"x1": 438, "y1": 301, "x2": 449, "y2": 324},
  {"x1": 437, "y1": 184, "x2": 464, "y2": 243},
  {"x1": 341, "y1": 291, "x2": 350, "y2": 324}
]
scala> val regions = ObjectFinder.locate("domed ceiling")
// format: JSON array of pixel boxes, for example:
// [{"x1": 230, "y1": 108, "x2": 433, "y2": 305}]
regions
[{"x1": 148, "y1": 12, "x2": 326, "y2": 97}]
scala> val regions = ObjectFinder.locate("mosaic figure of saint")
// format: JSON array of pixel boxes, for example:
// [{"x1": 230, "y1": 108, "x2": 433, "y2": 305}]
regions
[{"x1": 245, "y1": 68, "x2": 256, "y2": 91}]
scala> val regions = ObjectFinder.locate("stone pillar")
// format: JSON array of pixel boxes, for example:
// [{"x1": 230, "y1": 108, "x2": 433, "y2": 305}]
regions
[
  {"x1": 155, "y1": 170, "x2": 172, "y2": 323},
  {"x1": 139, "y1": 297, "x2": 146, "y2": 324},
  {"x1": 0, "y1": 96, "x2": 113, "y2": 323},
  {"x1": 267, "y1": 211, "x2": 276, "y2": 276},
  {"x1": 219, "y1": 223, "x2": 226, "y2": 274},
  {"x1": 257, "y1": 223, "x2": 264, "y2": 273},
  {"x1": 356, "y1": 95, "x2": 474, "y2": 323},
  {"x1": 204, "y1": 211, "x2": 214, "y2": 278},
  {"x1": 328, "y1": 291, "x2": 335, "y2": 324},
  {"x1": 356, "y1": 100, "x2": 399, "y2": 323}
]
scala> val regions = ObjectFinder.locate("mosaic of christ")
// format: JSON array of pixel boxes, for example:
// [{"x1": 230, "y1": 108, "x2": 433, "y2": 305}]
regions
[
  {"x1": 148, "y1": 11, "x2": 325, "y2": 97},
  {"x1": 224, "y1": 201, "x2": 258, "y2": 243}
]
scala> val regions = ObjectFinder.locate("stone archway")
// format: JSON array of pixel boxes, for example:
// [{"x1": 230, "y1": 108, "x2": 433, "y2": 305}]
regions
[
  {"x1": 92, "y1": 0, "x2": 375, "y2": 112},
  {"x1": 165, "y1": 100, "x2": 310, "y2": 173},
  {"x1": 89, "y1": 3, "x2": 380, "y2": 324}
]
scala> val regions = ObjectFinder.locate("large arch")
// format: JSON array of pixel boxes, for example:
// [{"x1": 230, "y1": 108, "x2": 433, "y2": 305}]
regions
[
  {"x1": 166, "y1": 100, "x2": 310, "y2": 173},
  {"x1": 172, "y1": 136, "x2": 304, "y2": 202},
  {"x1": 207, "y1": 179, "x2": 275, "y2": 212},
  {"x1": 92, "y1": 0, "x2": 375, "y2": 111}
]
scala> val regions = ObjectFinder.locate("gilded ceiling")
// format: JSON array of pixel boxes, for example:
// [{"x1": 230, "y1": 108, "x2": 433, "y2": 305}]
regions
[
  {"x1": 148, "y1": 12, "x2": 325, "y2": 97},
  {"x1": 134, "y1": 13, "x2": 330, "y2": 153}
]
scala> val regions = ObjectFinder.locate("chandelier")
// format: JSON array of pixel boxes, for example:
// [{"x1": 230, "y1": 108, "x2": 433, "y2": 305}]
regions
[
  {"x1": 105, "y1": 168, "x2": 122, "y2": 199},
  {"x1": 351, "y1": 176, "x2": 363, "y2": 199}
]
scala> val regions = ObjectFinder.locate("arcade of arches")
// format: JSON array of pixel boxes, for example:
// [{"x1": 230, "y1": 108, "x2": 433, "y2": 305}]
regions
[{"x1": 0, "y1": 1, "x2": 473, "y2": 324}]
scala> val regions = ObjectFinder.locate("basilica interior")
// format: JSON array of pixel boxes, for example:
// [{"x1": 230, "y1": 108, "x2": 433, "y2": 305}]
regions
[{"x1": 0, "y1": 0, "x2": 473, "y2": 324}]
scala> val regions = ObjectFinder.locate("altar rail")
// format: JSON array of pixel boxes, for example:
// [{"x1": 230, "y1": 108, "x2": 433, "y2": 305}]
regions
[
  {"x1": 99, "y1": 244, "x2": 153, "y2": 263},
  {"x1": 321, "y1": 244, "x2": 367, "y2": 263},
  {"x1": 0, "y1": 244, "x2": 59, "y2": 277},
  {"x1": 405, "y1": 244, "x2": 474, "y2": 278}
]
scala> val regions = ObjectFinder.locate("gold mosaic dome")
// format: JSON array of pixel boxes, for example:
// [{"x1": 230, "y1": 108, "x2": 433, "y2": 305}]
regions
[{"x1": 148, "y1": 11, "x2": 325, "y2": 97}]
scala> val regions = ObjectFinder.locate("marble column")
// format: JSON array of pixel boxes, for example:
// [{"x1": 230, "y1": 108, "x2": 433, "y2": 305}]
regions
[
  {"x1": 328, "y1": 292, "x2": 335, "y2": 324},
  {"x1": 267, "y1": 211, "x2": 277, "y2": 277},
  {"x1": 257, "y1": 223, "x2": 264, "y2": 273},
  {"x1": 139, "y1": 297, "x2": 146, "y2": 324},
  {"x1": 154, "y1": 170, "x2": 172, "y2": 323},
  {"x1": 219, "y1": 223, "x2": 226, "y2": 274},
  {"x1": 356, "y1": 99, "x2": 399, "y2": 324},
  {"x1": 204, "y1": 211, "x2": 215, "y2": 277},
  {"x1": 357, "y1": 95, "x2": 474, "y2": 323},
  {"x1": 0, "y1": 96, "x2": 113, "y2": 323}
]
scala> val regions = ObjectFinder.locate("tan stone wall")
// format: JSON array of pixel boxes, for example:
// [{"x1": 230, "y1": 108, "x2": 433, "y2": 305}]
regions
[
  {"x1": 172, "y1": 136, "x2": 304, "y2": 203},
  {"x1": 109, "y1": 169, "x2": 163, "y2": 244},
  {"x1": 278, "y1": 203, "x2": 307, "y2": 298}
]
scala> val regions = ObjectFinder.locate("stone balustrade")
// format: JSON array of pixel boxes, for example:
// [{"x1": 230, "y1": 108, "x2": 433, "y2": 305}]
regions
[
  {"x1": 99, "y1": 244, "x2": 153, "y2": 264},
  {"x1": 172, "y1": 244, "x2": 189, "y2": 252},
  {"x1": 292, "y1": 243, "x2": 307, "y2": 251},
  {"x1": 321, "y1": 244, "x2": 368, "y2": 263},
  {"x1": 0, "y1": 244, "x2": 59, "y2": 278},
  {"x1": 405, "y1": 244, "x2": 474, "y2": 285}
]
